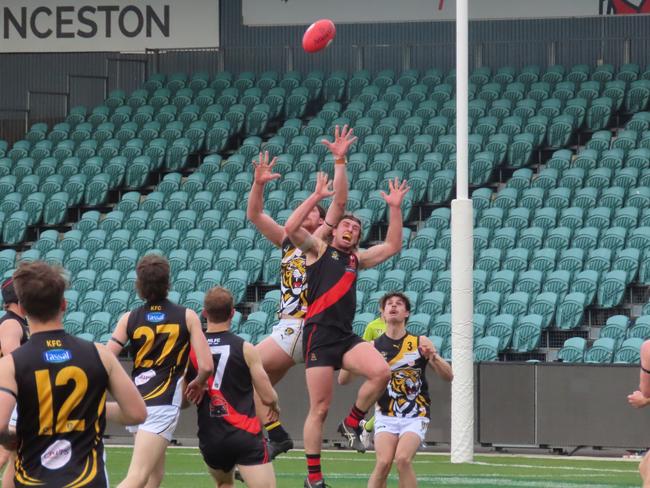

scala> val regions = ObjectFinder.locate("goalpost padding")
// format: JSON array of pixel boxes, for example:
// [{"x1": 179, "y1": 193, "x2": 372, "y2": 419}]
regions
[
  {"x1": 451, "y1": 0, "x2": 474, "y2": 464},
  {"x1": 450, "y1": 198, "x2": 474, "y2": 463}
]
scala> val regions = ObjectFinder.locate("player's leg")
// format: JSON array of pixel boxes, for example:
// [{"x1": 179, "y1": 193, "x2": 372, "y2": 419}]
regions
[
  {"x1": 640, "y1": 450, "x2": 650, "y2": 488},
  {"x1": 117, "y1": 431, "x2": 169, "y2": 488},
  {"x1": 238, "y1": 463, "x2": 276, "y2": 488},
  {"x1": 338, "y1": 341, "x2": 390, "y2": 451},
  {"x1": 1, "y1": 452, "x2": 15, "y2": 488},
  {"x1": 393, "y1": 433, "x2": 422, "y2": 488},
  {"x1": 368, "y1": 432, "x2": 399, "y2": 488},
  {"x1": 303, "y1": 365, "x2": 334, "y2": 486},
  {"x1": 254, "y1": 333, "x2": 296, "y2": 453},
  {"x1": 208, "y1": 468, "x2": 235, "y2": 488},
  {"x1": 144, "y1": 448, "x2": 166, "y2": 488}
]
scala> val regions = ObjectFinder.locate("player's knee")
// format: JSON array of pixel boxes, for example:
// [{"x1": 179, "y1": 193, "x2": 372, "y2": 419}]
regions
[
  {"x1": 374, "y1": 458, "x2": 393, "y2": 477},
  {"x1": 394, "y1": 454, "x2": 413, "y2": 472},
  {"x1": 373, "y1": 363, "x2": 391, "y2": 385},
  {"x1": 309, "y1": 401, "x2": 330, "y2": 421}
]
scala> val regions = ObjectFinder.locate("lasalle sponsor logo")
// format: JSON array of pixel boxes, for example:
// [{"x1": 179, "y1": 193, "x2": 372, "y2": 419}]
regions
[
  {"x1": 146, "y1": 311, "x2": 166, "y2": 323},
  {"x1": 43, "y1": 349, "x2": 72, "y2": 364}
]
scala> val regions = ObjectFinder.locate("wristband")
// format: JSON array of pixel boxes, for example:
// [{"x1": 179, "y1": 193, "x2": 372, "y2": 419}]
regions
[
  {"x1": 335, "y1": 157, "x2": 347, "y2": 165},
  {"x1": 642, "y1": 366, "x2": 650, "y2": 374},
  {"x1": 324, "y1": 220, "x2": 335, "y2": 228}
]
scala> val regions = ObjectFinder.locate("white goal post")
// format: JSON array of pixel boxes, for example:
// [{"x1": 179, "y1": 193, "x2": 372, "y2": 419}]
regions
[{"x1": 450, "y1": 0, "x2": 475, "y2": 464}]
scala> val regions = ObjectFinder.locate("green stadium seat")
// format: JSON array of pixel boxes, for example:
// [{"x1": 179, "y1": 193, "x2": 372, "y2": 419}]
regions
[
  {"x1": 584, "y1": 337, "x2": 616, "y2": 364},
  {"x1": 485, "y1": 314, "x2": 514, "y2": 352},
  {"x1": 3, "y1": 211, "x2": 28, "y2": 245},
  {"x1": 64, "y1": 312, "x2": 86, "y2": 336},
  {"x1": 79, "y1": 290, "x2": 106, "y2": 316},
  {"x1": 475, "y1": 248, "x2": 502, "y2": 274},
  {"x1": 474, "y1": 336, "x2": 499, "y2": 362},
  {"x1": 487, "y1": 270, "x2": 515, "y2": 295},
  {"x1": 558, "y1": 337, "x2": 586, "y2": 363},
  {"x1": 198, "y1": 270, "x2": 224, "y2": 292},
  {"x1": 501, "y1": 292, "x2": 530, "y2": 319},
  {"x1": 475, "y1": 292, "x2": 501, "y2": 317},
  {"x1": 554, "y1": 292, "x2": 586, "y2": 330},
  {"x1": 597, "y1": 270, "x2": 627, "y2": 308},
  {"x1": 614, "y1": 337, "x2": 643, "y2": 364},
  {"x1": 511, "y1": 314, "x2": 543, "y2": 353}
]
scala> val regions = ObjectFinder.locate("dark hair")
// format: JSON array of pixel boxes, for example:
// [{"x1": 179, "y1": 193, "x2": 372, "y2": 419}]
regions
[
  {"x1": 204, "y1": 287, "x2": 234, "y2": 323},
  {"x1": 13, "y1": 261, "x2": 66, "y2": 322},
  {"x1": 315, "y1": 204, "x2": 326, "y2": 219},
  {"x1": 135, "y1": 255, "x2": 170, "y2": 303},
  {"x1": 379, "y1": 291, "x2": 412, "y2": 313}
]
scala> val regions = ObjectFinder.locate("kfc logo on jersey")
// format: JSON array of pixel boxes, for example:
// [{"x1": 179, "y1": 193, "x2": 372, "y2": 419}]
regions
[{"x1": 41, "y1": 440, "x2": 72, "y2": 470}]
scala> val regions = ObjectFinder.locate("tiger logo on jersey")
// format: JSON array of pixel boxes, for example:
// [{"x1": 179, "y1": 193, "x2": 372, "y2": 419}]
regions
[
  {"x1": 387, "y1": 367, "x2": 428, "y2": 417},
  {"x1": 280, "y1": 249, "x2": 308, "y2": 318}
]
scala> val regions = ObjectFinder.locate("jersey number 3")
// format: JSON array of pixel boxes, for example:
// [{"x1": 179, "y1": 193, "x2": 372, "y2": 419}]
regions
[{"x1": 35, "y1": 366, "x2": 88, "y2": 435}]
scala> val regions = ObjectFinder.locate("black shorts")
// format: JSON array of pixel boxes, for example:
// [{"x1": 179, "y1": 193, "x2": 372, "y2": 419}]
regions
[
  {"x1": 303, "y1": 323, "x2": 364, "y2": 369},
  {"x1": 199, "y1": 429, "x2": 269, "y2": 472}
]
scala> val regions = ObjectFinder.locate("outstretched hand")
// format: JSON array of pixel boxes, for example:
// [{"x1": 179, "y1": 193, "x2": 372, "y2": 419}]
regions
[
  {"x1": 321, "y1": 125, "x2": 357, "y2": 159},
  {"x1": 253, "y1": 151, "x2": 281, "y2": 186},
  {"x1": 314, "y1": 172, "x2": 335, "y2": 200},
  {"x1": 381, "y1": 178, "x2": 411, "y2": 208}
]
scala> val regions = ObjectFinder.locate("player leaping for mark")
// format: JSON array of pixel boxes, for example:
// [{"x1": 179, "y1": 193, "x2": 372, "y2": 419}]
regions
[
  {"x1": 284, "y1": 173, "x2": 410, "y2": 488},
  {"x1": 246, "y1": 125, "x2": 354, "y2": 456}
]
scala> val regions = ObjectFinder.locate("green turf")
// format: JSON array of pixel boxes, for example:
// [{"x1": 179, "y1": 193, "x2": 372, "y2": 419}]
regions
[{"x1": 105, "y1": 446, "x2": 643, "y2": 487}]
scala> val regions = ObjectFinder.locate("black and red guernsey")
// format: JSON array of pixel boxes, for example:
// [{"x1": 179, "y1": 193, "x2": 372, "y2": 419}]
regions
[
  {"x1": 188, "y1": 331, "x2": 261, "y2": 437},
  {"x1": 304, "y1": 244, "x2": 359, "y2": 332}
]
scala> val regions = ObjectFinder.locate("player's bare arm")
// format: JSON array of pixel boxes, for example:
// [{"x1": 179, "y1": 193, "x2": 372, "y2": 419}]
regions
[
  {"x1": 98, "y1": 344, "x2": 148, "y2": 425},
  {"x1": 359, "y1": 178, "x2": 410, "y2": 269},
  {"x1": 284, "y1": 172, "x2": 332, "y2": 263},
  {"x1": 107, "y1": 311, "x2": 130, "y2": 356},
  {"x1": 247, "y1": 151, "x2": 285, "y2": 247},
  {"x1": 244, "y1": 342, "x2": 280, "y2": 421},
  {"x1": 0, "y1": 320, "x2": 23, "y2": 356},
  {"x1": 0, "y1": 355, "x2": 17, "y2": 450},
  {"x1": 419, "y1": 336, "x2": 453, "y2": 382},
  {"x1": 314, "y1": 125, "x2": 355, "y2": 240},
  {"x1": 628, "y1": 340, "x2": 650, "y2": 408},
  {"x1": 185, "y1": 309, "x2": 214, "y2": 404}
]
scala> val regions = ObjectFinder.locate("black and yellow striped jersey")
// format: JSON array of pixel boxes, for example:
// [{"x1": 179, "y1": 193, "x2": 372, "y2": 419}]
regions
[
  {"x1": 375, "y1": 333, "x2": 430, "y2": 418},
  {"x1": 279, "y1": 238, "x2": 309, "y2": 318},
  {"x1": 126, "y1": 299, "x2": 190, "y2": 407},
  {"x1": 12, "y1": 330, "x2": 109, "y2": 488}
]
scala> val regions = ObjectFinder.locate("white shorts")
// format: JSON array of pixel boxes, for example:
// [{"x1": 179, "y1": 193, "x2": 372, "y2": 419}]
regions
[
  {"x1": 126, "y1": 405, "x2": 180, "y2": 442},
  {"x1": 269, "y1": 318, "x2": 304, "y2": 363},
  {"x1": 373, "y1": 413, "x2": 429, "y2": 442},
  {"x1": 8, "y1": 406, "x2": 17, "y2": 428}
]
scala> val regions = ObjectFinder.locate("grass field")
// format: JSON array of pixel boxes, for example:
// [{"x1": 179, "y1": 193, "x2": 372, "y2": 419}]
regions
[{"x1": 104, "y1": 446, "x2": 644, "y2": 487}]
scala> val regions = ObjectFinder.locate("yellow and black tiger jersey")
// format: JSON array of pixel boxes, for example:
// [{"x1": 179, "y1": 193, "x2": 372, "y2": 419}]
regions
[
  {"x1": 279, "y1": 238, "x2": 309, "y2": 318},
  {"x1": 126, "y1": 299, "x2": 191, "y2": 407},
  {"x1": 12, "y1": 330, "x2": 109, "y2": 488},
  {"x1": 375, "y1": 333, "x2": 430, "y2": 418}
]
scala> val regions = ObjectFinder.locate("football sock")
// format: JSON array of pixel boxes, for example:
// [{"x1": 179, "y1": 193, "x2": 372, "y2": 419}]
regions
[
  {"x1": 364, "y1": 415, "x2": 375, "y2": 432},
  {"x1": 306, "y1": 453, "x2": 323, "y2": 482},
  {"x1": 344, "y1": 403, "x2": 367, "y2": 429}
]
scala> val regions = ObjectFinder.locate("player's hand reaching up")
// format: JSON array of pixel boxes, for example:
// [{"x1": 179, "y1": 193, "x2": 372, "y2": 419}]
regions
[
  {"x1": 322, "y1": 125, "x2": 357, "y2": 159},
  {"x1": 314, "y1": 172, "x2": 335, "y2": 200},
  {"x1": 381, "y1": 178, "x2": 411, "y2": 208},
  {"x1": 253, "y1": 151, "x2": 281, "y2": 186}
]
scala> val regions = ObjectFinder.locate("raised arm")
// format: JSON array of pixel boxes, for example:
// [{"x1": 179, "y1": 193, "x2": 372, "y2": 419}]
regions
[
  {"x1": 99, "y1": 345, "x2": 147, "y2": 425},
  {"x1": 359, "y1": 178, "x2": 410, "y2": 269},
  {"x1": 246, "y1": 151, "x2": 284, "y2": 247},
  {"x1": 185, "y1": 309, "x2": 214, "y2": 404},
  {"x1": 315, "y1": 125, "x2": 355, "y2": 239},
  {"x1": 243, "y1": 342, "x2": 280, "y2": 421},
  {"x1": 107, "y1": 312, "x2": 130, "y2": 356},
  {"x1": 284, "y1": 172, "x2": 332, "y2": 256}
]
